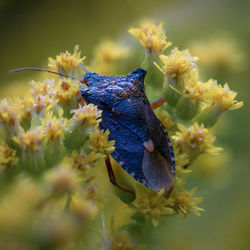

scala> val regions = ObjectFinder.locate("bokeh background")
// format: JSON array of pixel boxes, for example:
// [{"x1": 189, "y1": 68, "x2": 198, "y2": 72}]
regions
[{"x1": 0, "y1": 0, "x2": 249, "y2": 249}]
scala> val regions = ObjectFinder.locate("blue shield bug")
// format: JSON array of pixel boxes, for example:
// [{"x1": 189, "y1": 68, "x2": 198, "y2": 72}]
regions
[
  {"x1": 9, "y1": 67, "x2": 175, "y2": 198},
  {"x1": 81, "y1": 68, "x2": 175, "y2": 197}
]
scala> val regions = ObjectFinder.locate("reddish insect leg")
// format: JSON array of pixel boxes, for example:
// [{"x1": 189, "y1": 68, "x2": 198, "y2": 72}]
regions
[
  {"x1": 105, "y1": 156, "x2": 136, "y2": 199},
  {"x1": 151, "y1": 97, "x2": 166, "y2": 110}
]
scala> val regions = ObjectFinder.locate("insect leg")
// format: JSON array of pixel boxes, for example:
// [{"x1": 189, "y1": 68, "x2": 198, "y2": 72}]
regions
[
  {"x1": 105, "y1": 156, "x2": 136, "y2": 199},
  {"x1": 151, "y1": 97, "x2": 166, "y2": 110}
]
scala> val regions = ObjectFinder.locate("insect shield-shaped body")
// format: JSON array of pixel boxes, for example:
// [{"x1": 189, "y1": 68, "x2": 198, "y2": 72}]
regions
[{"x1": 81, "y1": 68, "x2": 175, "y2": 197}]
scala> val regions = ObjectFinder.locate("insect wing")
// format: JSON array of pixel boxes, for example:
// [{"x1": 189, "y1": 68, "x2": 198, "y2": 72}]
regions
[
  {"x1": 141, "y1": 102, "x2": 175, "y2": 196},
  {"x1": 100, "y1": 111, "x2": 147, "y2": 185}
]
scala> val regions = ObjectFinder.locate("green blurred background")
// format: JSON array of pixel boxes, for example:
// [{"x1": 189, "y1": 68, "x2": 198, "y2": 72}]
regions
[{"x1": 0, "y1": 0, "x2": 249, "y2": 249}]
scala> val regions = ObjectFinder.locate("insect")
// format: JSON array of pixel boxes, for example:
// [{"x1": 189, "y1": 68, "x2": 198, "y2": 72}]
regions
[{"x1": 10, "y1": 67, "x2": 175, "y2": 198}]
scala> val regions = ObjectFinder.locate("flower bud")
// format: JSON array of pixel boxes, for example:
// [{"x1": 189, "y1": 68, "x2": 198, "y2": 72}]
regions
[
  {"x1": 195, "y1": 106, "x2": 222, "y2": 128},
  {"x1": 176, "y1": 97, "x2": 199, "y2": 120}
]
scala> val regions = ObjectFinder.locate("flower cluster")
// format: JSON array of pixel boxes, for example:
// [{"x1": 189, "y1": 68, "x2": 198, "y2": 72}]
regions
[
  {"x1": 129, "y1": 21, "x2": 172, "y2": 56},
  {"x1": 126, "y1": 21, "x2": 242, "y2": 227},
  {"x1": 0, "y1": 21, "x2": 243, "y2": 249}
]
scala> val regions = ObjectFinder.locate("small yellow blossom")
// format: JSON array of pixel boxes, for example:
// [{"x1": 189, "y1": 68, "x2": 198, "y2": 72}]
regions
[
  {"x1": 55, "y1": 78, "x2": 81, "y2": 104},
  {"x1": 40, "y1": 110, "x2": 67, "y2": 142},
  {"x1": 16, "y1": 97, "x2": 34, "y2": 123},
  {"x1": 183, "y1": 79, "x2": 207, "y2": 101},
  {"x1": 171, "y1": 178, "x2": 203, "y2": 216},
  {"x1": 46, "y1": 164, "x2": 78, "y2": 195},
  {"x1": 71, "y1": 104, "x2": 102, "y2": 127},
  {"x1": 129, "y1": 22, "x2": 172, "y2": 55},
  {"x1": 71, "y1": 193, "x2": 98, "y2": 220},
  {"x1": 106, "y1": 230, "x2": 134, "y2": 250},
  {"x1": 89, "y1": 129, "x2": 115, "y2": 155},
  {"x1": 157, "y1": 47, "x2": 198, "y2": 81},
  {"x1": 94, "y1": 40, "x2": 129, "y2": 64},
  {"x1": 32, "y1": 94, "x2": 56, "y2": 115},
  {"x1": 203, "y1": 79, "x2": 243, "y2": 111},
  {"x1": 13, "y1": 129, "x2": 44, "y2": 152},
  {"x1": 190, "y1": 38, "x2": 246, "y2": 71},
  {"x1": 71, "y1": 150, "x2": 103, "y2": 171},
  {"x1": 0, "y1": 178, "x2": 45, "y2": 233},
  {"x1": 30, "y1": 80, "x2": 49, "y2": 96},
  {"x1": 0, "y1": 99, "x2": 20, "y2": 126},
  {"x1": 133, "y1": 185, "x2": 175, "y2": 227},
  {"x1": 0, "y1": 141, "x2": 18, "y2": 169},
  {"x1": 92, "y1": 40, "x2": 130, "y2": 74},
  {"x1": 173, "y1": 123, "x2": 222, "y2": 156},
  {"x1": 48, "y1": 45, "x2": 85, "y2": 76}
]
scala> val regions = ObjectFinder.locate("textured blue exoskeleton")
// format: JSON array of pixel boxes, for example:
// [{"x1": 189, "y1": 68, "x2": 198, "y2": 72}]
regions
[{"x1": 81, "y1": 68, "x2": 175, "y2": 196}]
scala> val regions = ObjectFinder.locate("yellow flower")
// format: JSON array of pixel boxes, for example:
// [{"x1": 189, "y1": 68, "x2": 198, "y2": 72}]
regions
[
  {"x1": 157, "y1": 47, "x2": 199, "y2": 81},
  {"x1": 133, "y1": 184, "x2": 175, "y2": 227},
  {"x1": 30, "y1": 80, "x2": 50, "y2": 96},
  {"x1": 71, "y1": 104, "x2": 102, "y2": 127},
  {"x1": 94, "y1": 40, "x2": 129, "y2": 64},
  {"x1": 48, "y1": 45, "x2": 85, "y2": 76},
  {"x1": 129, "y1": 22, "x2": 172, "y2": 55},
  {"x1": 92, "y1": 40, "x2": 130, "y2": 74},
  {"x1": 107, "y1": 231, "x2": 133, "y2": 250},
  {"x1": 71, "y1": 150, "x2": 103, "y2": 171},
  {"x1": 0, "y1": 178, "x2": 45, "y2": 234},
  {"x1": 172, "y1": 123, "x2": 222, "y2": 156},
  {"x1": 171, "y1": 178, "x2": 203, "y2": 216},
  {"x1": 40, "y1": 110, "x2": 67, "y2": 142},
  {"x1": 89, "y1": 129, "x2": 115, "y2": 155},
  {"x1": 55, "y1": 78, "x2": 81, "y2": 104},
  {"x1": 16, "y1": 97, "x2": 34, "y2": 123},
  {"x1": 13, "y1": 129, "x2": 44, "y2": 152},
  {"x1": 190, "y1": 38, "x2": 246, "y2": 71},
  {"x1": 203, "y1": 79, "x2": 243, "y2": 111},
  {"x1": 71, "y1": 193, "x2": 98, "y2": 220},
  {"x1": 46, "y1": 164, "x2": 78, "y2": 195},
  {"x1": 183, "y1": 79, "x2": 207, "y2": 101},
  {"x1": 0, "y1": 141, "x2": 18, "y2": 169},
  {"x1": 0, "y1": 99, "x2": 20, "y2": 126}
]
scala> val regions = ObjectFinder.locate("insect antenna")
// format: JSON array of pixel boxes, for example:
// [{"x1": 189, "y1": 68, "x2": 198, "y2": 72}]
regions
[{"x1": 9, "y1": 67, "x2": 79, "y2": 80}]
